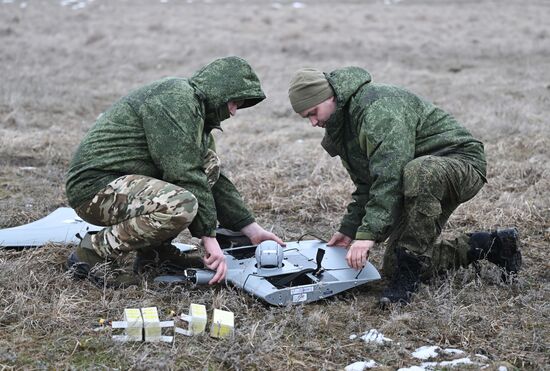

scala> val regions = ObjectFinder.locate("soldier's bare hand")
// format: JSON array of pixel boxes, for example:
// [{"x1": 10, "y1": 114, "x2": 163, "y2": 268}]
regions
[
  {"x1": 328, "y1": 232, "x2": 353, "y2": 248},
  {"x1": 346, "y1": 240, "x2": 374, "y2": 270},
  {"x1": 241, "y1": 222, "x2": 286, "y2": 246},
  {"x1": 202, "y1": 237, "x2": 227, "y2": 284}
]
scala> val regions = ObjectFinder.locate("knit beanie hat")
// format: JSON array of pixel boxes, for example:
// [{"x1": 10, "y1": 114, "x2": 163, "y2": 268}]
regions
[{"x1": 288, "y1": 68, "x2": 334, "y2": 113}]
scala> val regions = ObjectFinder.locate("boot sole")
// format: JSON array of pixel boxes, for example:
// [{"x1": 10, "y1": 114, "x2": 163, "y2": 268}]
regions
[
  {"x1": 67, "y1": 251, "x2": 107, "y2": 287},
  {"x1": 66, "y1": 251, "x2": 92, "y2": 279}
]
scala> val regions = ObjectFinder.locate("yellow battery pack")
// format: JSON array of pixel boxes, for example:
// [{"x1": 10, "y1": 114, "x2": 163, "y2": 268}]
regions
[
  {"x1": 141, "y1": 307, "x2": 162, "y2": 342},
  {"x1": 210, "y1": 309, "x2": 234, "y2": 339},
  {"x1": 124, "y1": 308, "x2": 143, "y2": 341},
  {"x1": 189, "y1": 303, "x2": 207, "y2": 334}
]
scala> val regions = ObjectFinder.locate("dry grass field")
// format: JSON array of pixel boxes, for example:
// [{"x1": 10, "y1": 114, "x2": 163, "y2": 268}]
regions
[{"x1": 1, "y1": 0, "x2": 549, "y2": 369}]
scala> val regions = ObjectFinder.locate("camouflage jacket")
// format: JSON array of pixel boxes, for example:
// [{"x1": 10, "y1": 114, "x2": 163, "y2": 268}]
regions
[
  {"x1": 322, "y1": 67, "x2": 487, "y2": 242},
  {"x1": 66, "y1": 56, "x2": 265, "y2": 238}
]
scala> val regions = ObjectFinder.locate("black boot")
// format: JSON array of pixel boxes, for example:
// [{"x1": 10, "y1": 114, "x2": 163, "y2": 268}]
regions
[
  {"x1": 134, "y1": 242, "x2": 203, "y2": 275},
  {"x1": 467, "y1": 228, "x2": 522, "y2": 277},
  {"x1": 67, "y1": 232, "x2": 139, "y2": 288},
  {"x1": 379, "y1": 248, "x2": 425, "y2": 307}
]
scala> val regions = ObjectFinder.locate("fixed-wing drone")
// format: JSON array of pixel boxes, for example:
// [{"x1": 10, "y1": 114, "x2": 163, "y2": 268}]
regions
[
  {"x1": 156, "y1": 238, "x2": 381, "y2": 306},
  {"x1": 0, "y1": 208, "x2": 381, "y2": 306}
]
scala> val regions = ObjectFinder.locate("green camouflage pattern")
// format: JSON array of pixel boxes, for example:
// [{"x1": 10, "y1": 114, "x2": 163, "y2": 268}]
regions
[
  {"x1": 66, "y1": 56, "x2": 264, "y2": 238},
  {"x1": 74, "y1": 175, "x2": 198, "y2": 257},
  {"x1": 382, "y1": 156, "x2": 485, "y2": 278},
  {"x1": 321, "y1": 66, "x2": 487, "y2": 242}
]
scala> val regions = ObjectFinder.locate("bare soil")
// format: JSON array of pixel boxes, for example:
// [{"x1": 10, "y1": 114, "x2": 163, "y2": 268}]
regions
[{"x1": 0, "y1": 0, "x2": 549, "y2": 369}]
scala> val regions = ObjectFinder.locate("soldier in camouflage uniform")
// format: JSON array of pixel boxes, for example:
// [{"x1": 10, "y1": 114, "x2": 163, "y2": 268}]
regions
[
  {"x1": 288, "y1": 67, "x2": 521, "y2": 306},
  {"x1": 66, "y1": 56, "x2": 284, "y2": 287}
]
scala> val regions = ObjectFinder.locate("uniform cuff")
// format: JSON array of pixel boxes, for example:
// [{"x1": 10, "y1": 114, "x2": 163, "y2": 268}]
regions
[
  {"x1": 355, "y1": 231, "x2": 377, "y2": 241},
  {"x1": 227, "y1": 216, "x2": 255, "y2": 233},
  {"x1": 338, "y1": 224, "x2": 358, "y2": 240}
]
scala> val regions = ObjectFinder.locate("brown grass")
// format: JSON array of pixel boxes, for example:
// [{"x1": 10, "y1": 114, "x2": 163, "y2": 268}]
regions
[{"x1": 1, "y1": 0, "x2": 549, "y2": 369}]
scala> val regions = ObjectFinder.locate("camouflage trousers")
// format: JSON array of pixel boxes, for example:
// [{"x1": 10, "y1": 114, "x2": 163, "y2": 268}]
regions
[
  {"x1": 383, "y1": 155, "x2": 485, "y2": 279},
  {"x1": 74, "y1": 175, "x2": 198, "y2": 258}
]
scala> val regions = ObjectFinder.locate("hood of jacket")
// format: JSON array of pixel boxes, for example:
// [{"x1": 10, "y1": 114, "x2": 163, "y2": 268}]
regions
[
  {"x1": 189, "y1": 56, "x2": 266, "y2": 129},
  {"x1": 320, "y1": 67, "x2": 372, "y2": 155},
  {"x1": 326, "y1": 66, "x2": 372, "y2": 110}
]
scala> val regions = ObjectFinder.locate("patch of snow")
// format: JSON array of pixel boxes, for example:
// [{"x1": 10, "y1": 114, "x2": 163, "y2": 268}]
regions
[
  {"x1": 20, "y1": 1, "x2": 26, "y2": 7},
  {"x1": 498, "y1": 367, "x2": 508, "y2": 371},
  {"x1": 2, "y1": 0, "x2": 15, "y2": 4},
  {"x1": 405, "y1": 347, "x2": 485, "y2": 370},
  {"x1": 442, "y1": 348, "x2": 465, "y2": 355},
  {"x1": 271, "y1": 2, "x2": 282, "y2": 9},
  {"x1": 345, "y1": 360, "x2": 378, "y2": 371},
  {"x1": 292, "y1": 2, "x2": 305, "y2": 8},
  {"x1": 412, "y1": 345, "x2": 440, "y2": 360},
  {"x1": 398, "y1": 366, "x2": 426, "y2": 371},
  {"x1": 349, "y1": 334, "x2": 357, "y2": 340},
  {"x1": 412, "y1": 346, "x2": 465, "y2": 360},
  {"x1": 359, "y1": 329, "x2": 392, "y2": 344}
]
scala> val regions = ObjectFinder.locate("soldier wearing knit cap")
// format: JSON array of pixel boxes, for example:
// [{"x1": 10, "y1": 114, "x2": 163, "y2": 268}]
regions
[
  {"x1": 289, "y1": 68, "x2": 337, "y2": 129},
  {"x1": 288, "y1": 66, "x2": 521, "y2": 307},
  {"x1": 288, "y1": 68, "x2": 334, "y2": 114}
]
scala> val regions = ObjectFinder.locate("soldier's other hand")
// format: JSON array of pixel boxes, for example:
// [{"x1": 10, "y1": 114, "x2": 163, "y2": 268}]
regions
[
  {"x1": 328, "y1": 232, "x2": 352, "y2": 248},
  {"x1": 201, "y1": 237, "x2": 227, "y2": 284},
  {"x1": 241, "y1": 222, "x2": 286, "y2": 246},
  {"x1": 346, "y1": 240, "x2": 374, "y2": 270}
]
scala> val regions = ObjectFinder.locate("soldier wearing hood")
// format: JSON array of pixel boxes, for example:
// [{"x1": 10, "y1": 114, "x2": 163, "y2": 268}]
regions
[
  {"x1": 66, "y1": 56, "x2": 284, "y2": 287},
  {"x1": 288, "y1": 67, "x2": 521, "y2": 306}
]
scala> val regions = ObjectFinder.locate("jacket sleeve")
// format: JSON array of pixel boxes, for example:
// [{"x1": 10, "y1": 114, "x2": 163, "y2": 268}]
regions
[
  {"x1": 207, "y1": 136, "x2": 256, "y2": 231},
  {"x1": 140, "y1": 95, "x2": 218, "y2": 238},
  {"x1": 355, "y1": 98, "x2": 417, "y2": 242},
  {"x1": 211, "y1": 174, "x2": 256, "y2": 231},
  {"x1": 339, "y1": 160, "x2": 370, "y2": 238}
]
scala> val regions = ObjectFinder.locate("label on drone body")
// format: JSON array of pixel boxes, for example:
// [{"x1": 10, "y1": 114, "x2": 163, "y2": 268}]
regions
[
  {"x1": 291, "y1": 286, "x2": 315, "y2": 302},
  {"x1": 292, "y1": 293, "x2": 308, "y2": 302},
  {"x1": 291, "y1": 286, "x2": 314, "y2": 295}
]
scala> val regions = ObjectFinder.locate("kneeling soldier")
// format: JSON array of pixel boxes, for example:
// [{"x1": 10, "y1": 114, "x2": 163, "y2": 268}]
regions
[
  {"x1": 288, "y1": 67, "x2": 521, "y2": 306},
  {"x1": 66, "y1": 56, "x2": 284, "y2": 288}
]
